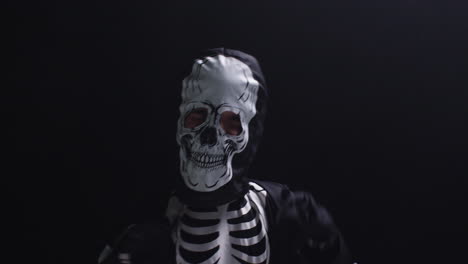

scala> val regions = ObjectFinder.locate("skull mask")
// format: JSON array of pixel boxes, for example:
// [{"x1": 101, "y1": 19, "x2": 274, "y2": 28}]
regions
[{"x1": 176, "y1": 54, "x2": 259, "y2": 192}]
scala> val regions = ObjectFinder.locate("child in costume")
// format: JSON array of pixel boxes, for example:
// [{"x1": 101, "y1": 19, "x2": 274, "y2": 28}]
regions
[{"x1": 99, "y1": 48, "x2": 353, "y2": 264}]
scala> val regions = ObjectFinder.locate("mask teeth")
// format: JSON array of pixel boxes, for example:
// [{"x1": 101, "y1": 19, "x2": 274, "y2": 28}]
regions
[{"x1": 190, "y1": 152, "x2": 226, "y2": 168}]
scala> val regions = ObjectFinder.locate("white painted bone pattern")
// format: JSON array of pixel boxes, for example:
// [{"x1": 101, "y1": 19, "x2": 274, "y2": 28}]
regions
[{"x1": 175, "y1": 182, "x2": 269, "y2": 264}]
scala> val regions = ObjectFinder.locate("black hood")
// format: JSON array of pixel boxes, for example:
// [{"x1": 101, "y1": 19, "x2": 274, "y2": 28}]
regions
[{"x1": 174, "y1": 48, "x2": 269, "y2": 207}]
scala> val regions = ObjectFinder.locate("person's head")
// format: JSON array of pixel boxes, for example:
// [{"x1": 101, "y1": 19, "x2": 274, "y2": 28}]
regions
[{"x1": 175, "y1": 48, "x2": 268, "y2": 205}]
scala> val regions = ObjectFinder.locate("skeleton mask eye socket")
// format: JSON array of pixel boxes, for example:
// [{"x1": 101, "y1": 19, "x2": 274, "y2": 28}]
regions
[
  {"x1": 220, "y1": 111, "x2": 243, "y2": 135},
  {"x1": 184, "y1": 108, "x2": 208, "y2": 129}
]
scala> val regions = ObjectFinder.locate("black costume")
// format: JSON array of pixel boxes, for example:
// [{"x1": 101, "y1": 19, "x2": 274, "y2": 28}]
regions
[{"x1": 99, "y1": 48, "x2": 353, "y2": 264}]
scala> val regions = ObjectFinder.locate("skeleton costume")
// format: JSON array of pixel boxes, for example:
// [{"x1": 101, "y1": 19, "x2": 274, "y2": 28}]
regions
[{"x1": 99, "y1": 48, "x2": 353, "y2": 264}]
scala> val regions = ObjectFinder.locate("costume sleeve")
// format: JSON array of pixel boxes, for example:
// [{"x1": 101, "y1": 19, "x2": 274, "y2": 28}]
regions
[
  {"x1": 97, "y1": 220, "x2": 174, "y2": 264},
  {"x1": 254, "y1": 180, "x2": 353, "y2": 264},
  {"x1": 289, "y1": 190, "x2": 352, "y2": 264}
]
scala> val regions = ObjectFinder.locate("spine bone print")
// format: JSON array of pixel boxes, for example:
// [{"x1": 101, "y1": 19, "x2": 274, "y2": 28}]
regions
[{"x1": 176, "y1": 182, "x2": 269, "y2": 264}]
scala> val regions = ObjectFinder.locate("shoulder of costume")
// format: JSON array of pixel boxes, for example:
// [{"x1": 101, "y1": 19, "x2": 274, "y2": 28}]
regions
[
  {"x1": 248, "y1": 179, "x2": 291, "y2": 194},
  {"x1": 247, "y1": 179, "x2": 324, "y2": 223},
  {"x1": 247, "y1": 179, "x2": 297, "y2": 223},
  {"x1": 248, "y1": 178, "x2": 304, "y2": 204}
]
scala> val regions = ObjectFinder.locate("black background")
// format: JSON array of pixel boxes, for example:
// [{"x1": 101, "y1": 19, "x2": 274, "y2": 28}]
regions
[{"x1": 9, "y1": 0, "x2": 468, "y2": 263}]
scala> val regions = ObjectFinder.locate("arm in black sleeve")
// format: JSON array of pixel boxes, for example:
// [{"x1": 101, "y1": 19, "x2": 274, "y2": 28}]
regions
[
  {"x1": 291, "y1": 191, "x2": 352, "y2": 264},
  {"x1": 253, "y1": 179, "x2": 353, "y2": 264},
  {"x1": 98, "y1": 220, "x2": 174, "y2": 264}
]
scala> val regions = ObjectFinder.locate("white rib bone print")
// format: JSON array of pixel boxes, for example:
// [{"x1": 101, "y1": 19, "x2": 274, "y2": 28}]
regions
[{"x1": 174, "y1": 182, "x2": 269, "y2": 264}]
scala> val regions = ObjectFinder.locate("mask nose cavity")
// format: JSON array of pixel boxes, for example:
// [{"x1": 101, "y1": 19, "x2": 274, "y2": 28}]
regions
[{"x1": 200, "y1": 126, "x2": 217, "y2": 147}]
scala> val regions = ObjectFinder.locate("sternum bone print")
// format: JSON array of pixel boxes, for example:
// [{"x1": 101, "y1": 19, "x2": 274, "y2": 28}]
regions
[{"x1": 176, "y1": 183, "x2": 270, "y2": 264}]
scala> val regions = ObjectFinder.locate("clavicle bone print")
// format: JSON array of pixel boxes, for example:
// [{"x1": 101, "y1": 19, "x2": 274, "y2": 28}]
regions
[{"x1": 175, "y1": 182, "x2": 269, "y2": 264}]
